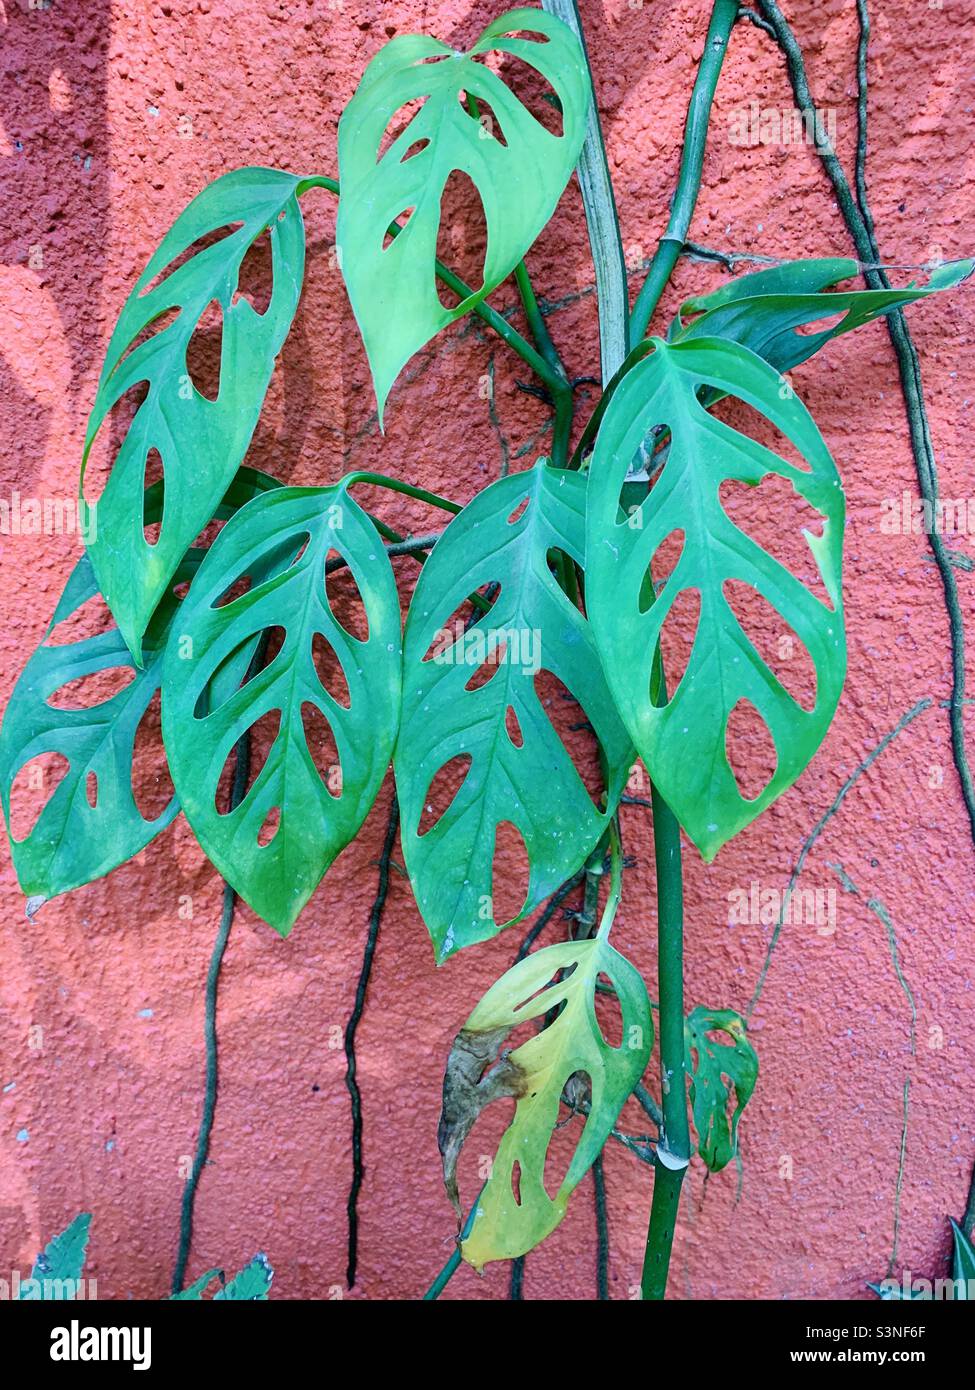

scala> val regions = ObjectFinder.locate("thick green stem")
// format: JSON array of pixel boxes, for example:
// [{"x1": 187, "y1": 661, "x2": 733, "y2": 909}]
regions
[
  {"x1": 629, "y1": 0, "x2": 739, "y2": 344},
  {"x1": 513, "y1": 261, "x2": 574, "y2": 467},
  {"x1": 541, "y1": 0, "x2": 629, "y2": 382},
  {"x1": 641, "y1": 784, "x2": 690, "y2": 1300}
]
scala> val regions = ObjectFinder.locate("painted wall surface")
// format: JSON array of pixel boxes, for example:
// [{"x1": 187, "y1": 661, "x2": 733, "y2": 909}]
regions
[{"x1": 1, "y1": 0, "x2": 973, "y2": 1301}]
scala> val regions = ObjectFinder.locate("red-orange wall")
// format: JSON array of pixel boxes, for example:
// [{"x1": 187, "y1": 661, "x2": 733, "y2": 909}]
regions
[{"x1": 1, "y1": 0, "x2": 974, "y2": 1300}]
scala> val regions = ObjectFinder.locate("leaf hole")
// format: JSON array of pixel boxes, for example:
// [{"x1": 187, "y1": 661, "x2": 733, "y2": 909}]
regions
[
  {"x1": 382, "y1": 206, "x2": 416, "y2": 252},
  {"x1": 511, "y1": 1159, "x2": 523, "y2": 1207},
  {"x1": 507, "y1": 494, "x2": 531, "y2": 524},
  {"x1": 711, "y1": 395, "x2": 812, "y2": 475},
  {"x1": 142, "y1": 448, "x2": 165, "y2": 545},
  {"x1": 233, "y1": 232, "x2": 274, "y2": 315},
  {"x1": 505, "y1": 704, "x2": 523, "y2": 748},
  {"x1": 46, "y1": 665, "x2": 136, "y2": 711},
  {"x1": 794, "y1": 308, "x2": 848, "y2": 336},
  {"x1": 82, "y1": 380, "x2": 149, "y2": 510},
  {"x1": 131, "y1": 689, "x2": 175, "y2": 821},
  {"x1": 545, "y1": 1070, "x2": 590, "y2": 1197},
  {"x1": 640, "y1": 528, "x2": 686, "y2": 615},
  {"x1": 215, "y1": 709, "x2": 280, "y2": 815},
  {"x1": 464, "y1": 638, "x2": 506, "y2": 691},
  {"x1": 301, "y1": 701, "x2": 342, "y2": 799},
  {"x1": 257, "y1": 805, "x2": 281, "y2": 846},
  {"x1": 421, "y1": 583, "x2": 502, "y2": 663},
  {"x1": 377, "y1": 97, "x2": 427, "y2": 161},
  {"x1": 718, "y1": 473, "x2": 834, "y2": 610},
  {"x1": 436, "y1": 171, "x2": 487, "y2": 308},
  {"x1": 491, "y1": 819, "x2": 530, "y2": 924},
  {"x1": 184, "y1": 298, "x2": 223, "y2": 402},
  {"x1": 653, "y1": 587, "x2": 701, "y2": 707},
  {"x1": 418, "y1": 753, "x2": 472, "y2": 836},
  {"x1": 46, "y1": 592, "x2": 115, "y2": 646},
  {"x1": 534, "y1": 669, "x2": 607, "y2": 811},
  {"x1": 85, "y1": 770, "x2": 98, "y2": 808},
  {"x1": 495, "y1": 53, "x2": 562, "y2": 137},
  {"x1": 401, "y1": 138, "x2": 430, "y2": 162},
  {"x1": 116, "y1": 304, "x2": 182, "y2": 371},
  {"x1": 323, "y1": 554, "x2": 370, "y2": 642},
  {"x1": 311, "y1": 631, "x2": 351, "y2": 708},
  {"x1": 723, "y1": 578, "x2": 818, "y2": 712},
  {"x1": 459, "y1": 93, "x2": 510, "y2": 148},
  {"x1": 724, "y1": 697, "x2": 778, "y2": 802},
  {"x1": 594, "y1": 976, "x2": 624, "y2": 1048},
  {"x1": 138, "y1": 222, "x2": 241, "y2": 298}
]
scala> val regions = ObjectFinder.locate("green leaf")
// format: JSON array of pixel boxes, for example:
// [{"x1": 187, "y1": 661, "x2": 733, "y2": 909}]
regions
[
  {"x1": 0, "y1": 470, "x2": 279, "y2": 905},
  {"x1": 213, "y1": 1253, "x2": 273, "y2": 1300},
  {"x1": 950, "y1": 1218, "x2": 975, "y2": 1293},
  {"x1": 21, "y1": 1213, "x2": 91, "y2": 1298},
  {"x1": 395, "y1": 462, "x2": 633, "y2": 961},
  {"x1": 82, "y1": 167, "x2": 306, "y2": 662},
  {"x1": 439, "y1": 937, "x2": 652, "y2": 1269},
  {"x1": 585, "y1": 337, "x2": 845, "y2": 860},
  {"x1": 336, "y1": 7, "x2": 589, "y2": 419},
  {"x1": 670, "y1": 256, "x2": 975, "y2": 378},
  {"x1": 170, "y1": 1268, "x2": 223, "y2": 1300},
  {"x1": 684, "y1": 1006, "x2": 758, "y2": 1172},
  {"x1": 161, "y1": 483, "x2": 402, "y2": 934}
]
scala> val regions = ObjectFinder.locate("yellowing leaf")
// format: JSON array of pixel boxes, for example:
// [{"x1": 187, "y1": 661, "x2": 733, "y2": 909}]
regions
[{"x1": 439, "y1": 936, "x2": 651, "y2": 1269}]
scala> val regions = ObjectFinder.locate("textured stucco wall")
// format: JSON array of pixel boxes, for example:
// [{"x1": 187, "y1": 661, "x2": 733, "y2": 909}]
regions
[{"x1": 1, "y1": 0, "x2": 974, "y2": 1300}]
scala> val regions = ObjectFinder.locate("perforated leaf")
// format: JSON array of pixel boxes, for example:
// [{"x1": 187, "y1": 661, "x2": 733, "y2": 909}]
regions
[
  {"x1": 0, "y1": 471, "x2": 279, "y2": 905},
  {"x1": 586, "y1": 337, "x2": 845, "y2": 860},
  {"x1": 20, "y1": 1214, "x2": 91, "y2": 1299},
  {"x1": 82, "y1": 167, "x2": 306, "y2": 661},
  {"x1": 670, "y1": 256, "x2": 975, "y2": 377},
  {"x1": 395, "y1": 462, "x2": 633, "y2": 961},
  {"x1": 336, "y1": 7, "x2": 589, "y2": 419},
  {"x1": 439, "y1": 937, "x2": 651, "y2": 1269},
  {"x1": 684, "y1": 1006, "x2": 758, "y2": 1172},
  {"x1": 161, "y1": 484, "x2": 401, "y2": 934}
]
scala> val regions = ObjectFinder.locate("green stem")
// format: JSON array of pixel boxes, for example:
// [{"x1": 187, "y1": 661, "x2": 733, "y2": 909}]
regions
[
  {"x1": 629, "y1": 0, "x2": 739, "y2": 345},
  {"x1": 542, "y1": 0, "x2": 628, "y2": 382},
  {"x1": 422, "y1": 1185, "x2": 485, "y2": 1300},
  {"x1": 300, "y1": 173, "x2": 566, "y2": 400},
  {"x1": 346, "y1": 472, "x2": 462, "y2": 515},
  {"x1": 641, "y1": 782, "x2": 690, "y2": 1301},
  {"x1": 513, "y1": 261, "x2": 574, "y2": 468}
]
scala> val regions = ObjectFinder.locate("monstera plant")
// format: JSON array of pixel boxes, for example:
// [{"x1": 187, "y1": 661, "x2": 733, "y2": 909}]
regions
[{"x1": 2, "y1": 0, "x2": 970, "y2": 1300}]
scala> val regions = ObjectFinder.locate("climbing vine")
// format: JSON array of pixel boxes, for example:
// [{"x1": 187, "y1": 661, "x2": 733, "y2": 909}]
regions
[{"x1": 2, "y1": 1, "x2": 973, "y2": 1303}]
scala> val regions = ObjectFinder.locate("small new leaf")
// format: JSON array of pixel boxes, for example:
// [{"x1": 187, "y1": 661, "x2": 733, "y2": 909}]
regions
[
  {"x1": 684, "y1": 1006, "x2": 758, "y2": 1172},
  {"x1": 670, "y1": 256, "x2": 975, "y2": 378},
  {"x1": 337, "y1": 8, "x2": 589, "y2": 419},
  {"x1": 439, "y1": 937, "x2": 652, "y2": 1269}
]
